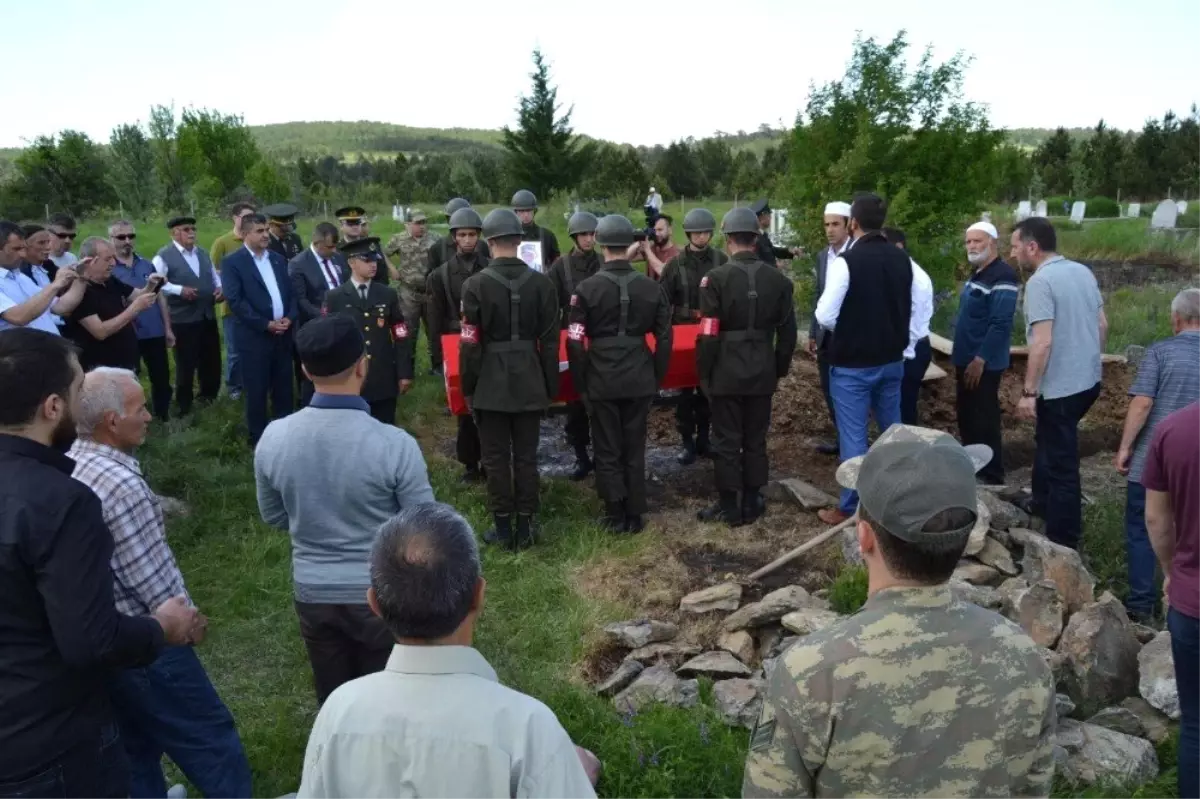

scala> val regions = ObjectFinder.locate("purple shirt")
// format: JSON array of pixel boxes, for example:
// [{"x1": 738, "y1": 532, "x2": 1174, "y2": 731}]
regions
[{"x1": 1141, "y1": 401, "x2": 1200, "y2": 618}]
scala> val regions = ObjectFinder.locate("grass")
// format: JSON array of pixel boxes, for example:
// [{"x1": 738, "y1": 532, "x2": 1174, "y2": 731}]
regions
[{"x1": 827, "y1": 566, "x2": 868, "y2": 614}]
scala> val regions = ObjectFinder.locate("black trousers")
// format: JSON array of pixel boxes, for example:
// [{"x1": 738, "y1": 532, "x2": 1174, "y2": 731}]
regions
[
  {"x1": 294, "y1": 344, "x2": 311, "y2": 408},
  {"x1": 901, "y1": 337, "x2": 932, "y2": 426},
  {"x1": 369, "y1": 397, "x2": 397, "y2": 425},
  {"x1": 675, "y1": 387, "x2": 710, "y2": 441},
  {"x1": 956, "y1": 367, "x2": 1005, "y2": 484},
  {"x1": 710, "y1": 394, "x2": 773, "y2": 492},
  {"x1": 457, "y1": 414, "x2": 481, "y2": 467},
  {"x1": 240, "y1": 331, "x2": 294, "y2": 445},
  {"x1": 172, "y1": 319, "x2": 222, "y2": 414},
  {"x1": 477, "y1": 410, "x2": 542, "y2": 515},
  {"x1": 591, "y1": 397, "x2": 652, "y2": 515},
  {"x1": 816, "y1": 342, "x2": 836, "y2": 428},
  {"x1": 1033, "y1": 383, "x2": 1101, "y2": 550},
  {"x1": 565, "y1": 401, "x2": 591, "y2": 451},
  {"x1": 294, "y1": 601, "x2": 392, "y2": 706},
  {"x1": 137, "y1": 336, "x2": 172, "y2": 422}
]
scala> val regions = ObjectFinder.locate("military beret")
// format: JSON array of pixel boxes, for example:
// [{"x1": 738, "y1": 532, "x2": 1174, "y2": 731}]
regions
[
  {"x1": 335, "y1": 206, "x2": 367, "y2": 223},
  {"x1": 262, "y1": 203, "x2": 298, "y2": 224},
  {"x1": 296, "y1": 314, "x2": 365, "y2": 377},
  {"x1": 166, "y1": 215, "x2": 196, "y2": 229},
  {"x1": 750, "y1": 199, "x2": 770, "y2": 216},
  {"x1": 338, "y1": 236, "x2": 381, "y2": 260}
]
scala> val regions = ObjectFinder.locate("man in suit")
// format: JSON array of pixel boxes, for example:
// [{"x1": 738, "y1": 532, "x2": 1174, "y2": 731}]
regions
[
  {"x1": 290, "y1": 222, "x2": 349, "y2": 406},
  {"x1": 750, "y1": 199, "x2": 804, "y2": 268},
  {"x1": 809, "y1": 201, "x2": 852, "y2": 455},
  {"x1": 222, "y1": 213, "x2": 299, "y2": 446}
]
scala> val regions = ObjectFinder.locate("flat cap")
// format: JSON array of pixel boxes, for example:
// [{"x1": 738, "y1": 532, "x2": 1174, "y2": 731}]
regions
[
  {"x1": 296, "y1": 315, "x2": 365, "y2": 377},
  {"x1": 166, "y1": 215, "x2": 196, "y2": 229},
  {"x1": 338, "y1": 236, "x2": 382, "y2": 260}
]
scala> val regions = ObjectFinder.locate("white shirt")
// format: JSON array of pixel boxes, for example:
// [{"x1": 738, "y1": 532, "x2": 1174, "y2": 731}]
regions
[
  {"x1": 298, "y1": 645, "x2": 596, "y2": 799},
  {"x1": 646, "y1": 192, "x2": 662, "y2": 211},
  {"x1": 0, "y1": 267, "x2": 60, "y2": 334},
  {"x1": 248, "y1": 246, "x2": 285, "y2": 319},
  {"x1": 907, "y1": 259, "x2": 934, "y2": 359},
  {"x1": 312, "y1": 246, "x2": 341, "y2": 290},
  {"x1": 49, "y1": 251, "x2": 78, "y2": 269},
  {"x1": 152, "y1": 240, "x2": 221, "y2": 296}
]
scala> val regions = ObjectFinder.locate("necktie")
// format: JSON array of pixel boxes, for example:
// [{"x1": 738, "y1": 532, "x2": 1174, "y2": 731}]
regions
[
  {"x1": 322, "y1": 259, "x2": 339, "y2": 288},
  {"x1": 359, "y1": 284, "x2": 368, "y2": 302}
]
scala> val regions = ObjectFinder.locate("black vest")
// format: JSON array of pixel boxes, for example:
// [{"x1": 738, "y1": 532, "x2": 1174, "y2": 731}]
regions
[{"x1": 830, "y1": 234, "x2": 912, "y2": 368}]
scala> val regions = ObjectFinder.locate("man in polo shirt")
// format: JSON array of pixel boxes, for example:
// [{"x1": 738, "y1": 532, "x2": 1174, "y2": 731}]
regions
[
  {"x1": 0, "y1": 220, "x2": 86, "y2": 334},
  {"x1": 297, "y1": 503, "x2": 599, "y2": 798},
  {"x1": 111, "y1": 221, "x2": 175, "y2": 422}
]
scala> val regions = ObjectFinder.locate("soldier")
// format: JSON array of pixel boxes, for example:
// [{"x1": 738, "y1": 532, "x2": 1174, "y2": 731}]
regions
[
  {"x1": 320, "y1": 237, "x2": 412, "y2": 423},
  {"x1": 660, "y1": 207, "x2": 729, "y2": 465},
  {"x1": 749, "y1": 199, "x2": 803, "y2": 267},
  {"x1": 427, "y1": 207, "x2": 489, "y2": 478},
  {"x1": 696, "y1": 207, "x2": 798, "y2": 526},
  {"x1": 511, "y1": 189, "x2": 561, "y2": 268},
  {"x1": 547, "y1": 211, "x2": 602, "y2": 480},
  {"x1": 743, "y1": 426, "x2": 1055, "y2": 798},
  {"x1": 385, "y1": 208, "x2": 438, "y2": 372},
  {"x1": 566, "y1": 215, "x2": 671, "y2": 534},
  {"x1": 460, "y1": 209, "x2": 559, "y2": 550},
  {"x1": 337, "y1": 206, "x2": 397, "y2": 285},
  {"x1": 428, "y1": 198, "x2": 491, "y2": 272},
  {"x1": 264, "y1": 203, "x2": 304, "y2": 262}
]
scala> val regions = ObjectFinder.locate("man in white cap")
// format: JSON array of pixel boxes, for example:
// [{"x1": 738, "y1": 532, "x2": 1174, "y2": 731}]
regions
[
  {"x1": 952, "y1": 220, "x2": 1019, "y2": 485},
  {"x1": 809, "y1": 200, "x2": 852, "y2": 455},
  {"x1": 645, "y1": 186, "x2": 663, "y2": 214}
]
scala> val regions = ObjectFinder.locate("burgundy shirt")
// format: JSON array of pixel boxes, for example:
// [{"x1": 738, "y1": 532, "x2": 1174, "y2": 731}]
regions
[{"x1": 1141, "y1": 401, "x2": 1200, "y2": 618}]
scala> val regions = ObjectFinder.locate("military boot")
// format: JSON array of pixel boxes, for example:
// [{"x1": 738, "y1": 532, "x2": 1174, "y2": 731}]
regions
[
  {"x1": 571, "y1": 448, "x2": 594, "y2": 481},
  {"x1": 697, "y1": 490, "x2": 745, "y2": 527},
  {"x1": 624, "y1": 514, "x2": 646, "y2": 534},
  {"x1": 600, "y1": 501, "x2": 625, "y2": 532},
  {"x1": 460, "y1": 464, "x2": 485, "y2": 484},
  {"x1": 514, "y1": 514, "x2": 538, "y2": 549},
  {"x1": 482, "y1": 513, "x2": 513, "y2": 548},
  {"x1": 742, "y1": 488, "x2": 766, "y2": 523},
  {"x1": 678, "y1": 436, "x2": 697, "y2": 465},
  {"x1": 696, "y1": 427, "x2": 712, "y2": 459}
]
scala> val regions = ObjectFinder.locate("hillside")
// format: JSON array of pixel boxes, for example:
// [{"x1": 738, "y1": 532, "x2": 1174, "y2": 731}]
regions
[{"x1": 249, "y1": 120, "x2": 506, "y2": 159}]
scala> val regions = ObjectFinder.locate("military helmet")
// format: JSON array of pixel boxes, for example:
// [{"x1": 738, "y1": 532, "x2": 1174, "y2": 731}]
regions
[
  {"x1": 567, "y1": 211, "x2": 599, "y2": 237},
  {"x1": 444, "y1": 197, "x2": 471, "y2": 217},
  {"x1": 683, "y1": 208, "x2": 717, "y2": 233},
  {"x1": 448, "y1": 207, "x2": 484, "y2": 231},
  {"x1": 594, "y1": 214, "x2": 636, "y2": 247},
  {"x1": 511, "y1": 189, "x2": 538, "y2": 210},
  {"x1": 721, "y1": 207, "x2": 760, "y2": 235},
  {"x1": 481, "y1": 208, "x2": 524, "y2": 240}
]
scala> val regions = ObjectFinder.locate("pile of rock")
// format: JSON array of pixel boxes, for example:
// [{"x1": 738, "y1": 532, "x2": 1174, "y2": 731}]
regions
[{"x1": 589, "y1": 483, "x2": 1179, "y2": 790}]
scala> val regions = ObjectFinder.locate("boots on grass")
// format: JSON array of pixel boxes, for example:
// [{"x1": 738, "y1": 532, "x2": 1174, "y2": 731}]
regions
[
  {"x1": 624, "y1": 514, "x2": 646, "y2": 534},
  {"x1": 696, "y1": 428, "x2": 712, "y2": 458},
  {"x1": 600, "y1": 501, "x2": 625, "y2": 533},
  {"x1": 571, "y1": 448, "x2": 595, "y2": 481},
  {"x1": 482, "y1": 513, "x2": 513, "y2": 548},
  {"x1": 514, "y1": 514, "x2": 537, "y2": 549},
  {"x1": 678, "y1": 436, "x2": 697, "y2": 465},
  {"x1": 460, "y1": 464, "x2": 485, "y2": 484},
  {"x1": 697, "y1": 490, "x2": 745, "y2": 527},
  {"x1": 742, "y1": 488, "x2": 766, "y2": 523}
]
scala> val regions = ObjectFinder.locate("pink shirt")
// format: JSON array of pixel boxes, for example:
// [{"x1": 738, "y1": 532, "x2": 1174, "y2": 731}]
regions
[{"x1": 1142, "y1": 401, "x2": 1200, "y2": 618}]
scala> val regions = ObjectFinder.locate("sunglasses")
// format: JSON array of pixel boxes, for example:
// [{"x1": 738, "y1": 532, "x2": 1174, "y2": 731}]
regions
[
  {"x1": 54, "y1": 231, "x2": 77, "y2": 240},
  {"x1": 113, "y1": 234, "x2": 136, "y2": 241}
]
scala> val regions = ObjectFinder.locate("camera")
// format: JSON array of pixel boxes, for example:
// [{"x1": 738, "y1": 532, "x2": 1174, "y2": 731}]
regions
[{"x1": 637, "y1": 205, "x2": 659, "y2": 243}]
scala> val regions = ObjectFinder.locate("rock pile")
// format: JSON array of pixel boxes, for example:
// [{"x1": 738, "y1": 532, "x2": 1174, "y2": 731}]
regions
[{"x1": 589, "y1": 483, "x2": 1179, "y2": 791}]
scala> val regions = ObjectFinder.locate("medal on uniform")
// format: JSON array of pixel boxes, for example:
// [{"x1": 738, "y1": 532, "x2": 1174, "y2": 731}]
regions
[{"x1": 378, "y1": 316, "x2": 385, "y2": 328}]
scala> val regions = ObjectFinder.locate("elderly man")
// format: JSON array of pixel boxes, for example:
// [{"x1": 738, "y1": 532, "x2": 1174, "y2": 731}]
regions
[
  {"x1": 111, "y1": 221, "x2": 175, "y2": 422},
  {"x1": 70, "y1": 368, "x2": 251, "y2": 798},
  {"x1": 297, "y1": 503, "x2": 599, "y2": 798},
  {"x1": 153, "y1": 216, "x2": 222, "y2": 415},
  {"x1": 953, "y1": 221, "x2": 1020, "y2": 485},
  {"x1": 64, "y1": 237, "x2": 161, "y2": 372},
  {"x1": 0, "y1": 220, "x2": 85, "y2": 334},
  {"x1": 1011, "y1": 217, "x2": 1106, "y2": 550},
  {"x1": 20, "y1": 224, "x2": 57, "y2": 283},
  {"x1": 255, "y1": 315, "x2": 433, "y2": 703},
  {"x1": 1114, "y1": 288, "x2": 1200, "y2": 623},
  {"x1": 385, "y1": 209, "x2": 437, "y2": 366},
  {"x1": 808, "y1": 201, "x2": 852, "y2": 455},
  {"x1": 210, "y1": 202, "x2": 257, "y2": 400}
]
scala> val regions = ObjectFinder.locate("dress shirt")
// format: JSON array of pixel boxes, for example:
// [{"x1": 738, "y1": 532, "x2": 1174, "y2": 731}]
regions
[
  {"x1": 351, "y1": 276, "x2": 370, "y2": 301},
  {"x1": 0, "y1": 265, "x2": 61, "y2": 334},
  {"x1": 906, "y1": 258, "x2": 934, "y2": 360},
  {"x1": 152, "y1": 240, "x2": 221, "y2": 296},
  {"x1": 298, "y1": 644, "x2": 595, "y2": 798},
  {"x1": 313, "y1": 246, "x2": 341, "y2": 290},
  {"x1": 250, "y1": 245, "x2": 286, "y2": 319},
  {"x1": 69, "y1": 439, "x2": 189, "y2": 616},
  {"x1": 814, "y1": 242, "x2": 928, "y2": 358}
]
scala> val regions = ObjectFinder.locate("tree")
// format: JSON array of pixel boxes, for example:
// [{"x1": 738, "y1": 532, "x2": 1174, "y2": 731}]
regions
[
  {"x1": 501, "y1": 48, "x2": 595, "y2": 201},
  {"x1": 1081, "y1": 120, "x2": 1125, "y2": 198},
  {"x1": 578, "y1": 143, "x2": 648, "y2": 207},
  {"x1": 245, "y1": 159, "x2": 291, "y2": 204},
  {"x1": 177, "y1": 109, "x2": 261, "y2": 196},
  {"x1": 108, "y1": 123, "x2": 159, "y2": 216},
  {"x1": 660, "y1": 140, "x2": 703, "y2": 198},
  {"x1": 695, "y1": 138, "x2": 734, "y2": 195},
  {"x1": 1033, "y1": 127, "x2": 1073, "y2": 196},
  {"x1": 3, "y1": 131, "x2": 113, "y2": 218},
  {"x1": 149, "y1": 104, "x2": 187, "y2": 211}
]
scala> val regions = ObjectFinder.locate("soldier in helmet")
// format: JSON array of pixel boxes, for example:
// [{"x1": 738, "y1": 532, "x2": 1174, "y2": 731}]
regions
[
  {"x1": 511, "y1": 189, "x2": 560, "y2": 268},
  {"x1": 337, "y1": 206, "x2": 397, "y2": 285},
  {"x1": 264, "y1": 203, "x2": 304, "y2": 262},
  {"x1": 459, "y1": 209, "x2": 559, "y2": 550},
  {"x1": 384, "y1": 208, "x2": 438, "y2": 372},
  {"x1": 428, "y1": 198, "x2": 491, "y2": 273},
  {"x1": 696, "y1": 207, "x2": 798, "y2": 526},
  {"x1": 566, "y1": 215, "x2": 672, "y2": 534},
  {"x1": 547, "y1": 211, "x2": 602, "y2": 480},
  {"x1": 427, "y1": 207, "x2": 489, "y2": 474},
  {"x1": 661, "y1": 207, "x2": 729, "y2": 465},
  {"x1": 749, "y1": 199, "x2": 804, "y2": 267}
]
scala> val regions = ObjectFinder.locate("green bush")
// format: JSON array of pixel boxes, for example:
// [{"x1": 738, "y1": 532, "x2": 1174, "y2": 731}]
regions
[
  {"x1": 1085, "y1": 196, "x2": 1120, "y2": 218},
  {"x1": 1046, "y1": 195, "x2": 1073, "y2": 215},
  {"x1": 828, "y1": 566, "x2": 869, "y2": 614},
  {"x1": 1180, "y1": 207, "x2": 1199, "y2": 228}
]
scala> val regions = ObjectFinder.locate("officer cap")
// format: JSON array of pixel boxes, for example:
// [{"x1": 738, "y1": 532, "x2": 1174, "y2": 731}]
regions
[
  {"x1": 335, "y1": 206, "x2": 367, "y2": 224},
  {"x1": 166, "y1": 215, "x2": 196, "y2": 229},
  {"x1": 296, "y1": 315, "x2": 365, "y2": 377},
  {"x1": 262, "y1": 203, "x2": 298, "y2": 224},
  {"x1": 337, "y1": 236, "x2": 382, "y2": 261},
  {"x1": 481, "y1": 209, "x2": 523, "y2": 240},
  {"x1": 750, "y1": 199, "x2": 771, "y2": 216},
  {"x1": 682, "y1": 208, "x2": 717, "y2": 233},
  {"x1": 449, "y1": 207, "x2": 484, "y2": 231},
  {"x1": 444, "y1": 197, "x2": 471, "y2": 217},
  {"x1": 594, "y1": 214, "x2": 636, "y2": 247},
  {"x1": 567, "y1": 211, "x2": 599, "y2": 237},
  {"x1": 721, "y1": 207, "x2": 760, "y2": 235},
  {"x1": 511, "y1": 189, "x2": 538, "y2": 210}
]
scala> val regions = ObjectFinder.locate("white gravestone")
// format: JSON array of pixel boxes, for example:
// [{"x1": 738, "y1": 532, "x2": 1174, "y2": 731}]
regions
[
  {"x1": 392, "y1": 205, "x2": 405, "y2": 221},
  {"x1": 1070, "y1": 201, "x2": 1086, "y2": 224},
  {"x1": 1151, "y1": 200, "x2": 1179, "y2": 229},
  {"x1": 1127, "y1": 203, "x2": 1141, "y2": 218},
  {"x1": 1035, "y1": 200, "x2": 1047, "y2": 218},
  {"x1": 1177, "y1": 200, "x2": 1189, "y2": 214},
  {"x1": 1015, "y1": 201, "x2": 1032, "y2": 221}
]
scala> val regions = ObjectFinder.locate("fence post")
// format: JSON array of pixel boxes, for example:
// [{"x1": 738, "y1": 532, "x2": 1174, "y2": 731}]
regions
[{"x1": 44, "y1": 204, "x2": 49, "y2": 222}]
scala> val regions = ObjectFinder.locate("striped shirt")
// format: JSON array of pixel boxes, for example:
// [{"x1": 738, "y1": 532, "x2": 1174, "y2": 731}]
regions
[
  {"x1": 69, "y1": 439, "x2": 188, "y2": 615},
  {"x1": 1128, "y1": 329, "x2": 1200, "y2": 482}
]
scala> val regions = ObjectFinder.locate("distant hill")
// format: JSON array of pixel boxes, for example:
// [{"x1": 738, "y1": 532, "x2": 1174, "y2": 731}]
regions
[{"x1": 249, "y1": 121, "x2": 506, "y2": 160}]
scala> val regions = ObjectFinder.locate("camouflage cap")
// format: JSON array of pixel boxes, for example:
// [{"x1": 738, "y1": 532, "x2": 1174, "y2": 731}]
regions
[
  {"x1": 407, "y1": 209, "x2": 427, "y2": 222},
  {"x1": 837, "y1": 425, "x2": 991, "y2": 544}
]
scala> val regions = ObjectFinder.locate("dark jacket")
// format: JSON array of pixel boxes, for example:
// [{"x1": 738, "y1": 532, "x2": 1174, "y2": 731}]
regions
[
  {"x1": 697, "y1": 251, "x2": 798, "y2": 396},
  {"x1": 289, "y1": 248, "x2": 350, "y2": 327},
  {"x1": 428, "y1": 236, "x2": 491, "y2": 273},
  {"x1": 221, "y1": 247, "x2": 299, "y2": 339},
  {"x1": 810, "y1": 241, "x2": 849, "y2": 346},
  {"x1": 661, "y1": 246, "x2": 729, "y2": 324},
  {"x1": 268, "y1": 231, "x2": 304, "y2": 262},
  {"x1": 323, "y1": 279, "x2": 414, "y2": 399},
  {"x1": 566, "y1": 260, "x2": 671, "y2": 401},
  {"x1": 547, "y1": 248, "x2": 601, "y2": 328},
  {"x1": 830, "y1": 233, "x2": 912, "y2": 369},
  {"x1": 459, "y1": 258, "x2": 559, "y2": 412},
  {"x1": 755, "y1": 230, "x2": 792, "y2": 267},
  {"x1": 951, "y1": 257, "x2": 1020, "y2": 370},
  {"x1": 426, "y1": 251, "x2": 488, "y2": 335}
]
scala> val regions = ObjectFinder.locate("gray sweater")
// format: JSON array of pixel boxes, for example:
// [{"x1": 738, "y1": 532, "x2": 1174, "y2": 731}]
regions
[{"x1": 254, "y1": 400, "x2": 435, "y2": 603}]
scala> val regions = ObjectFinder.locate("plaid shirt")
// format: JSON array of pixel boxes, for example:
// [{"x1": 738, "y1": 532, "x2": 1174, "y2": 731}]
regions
[{"x1": 69, "y1": 439, "x2": 188, "y2": 615}]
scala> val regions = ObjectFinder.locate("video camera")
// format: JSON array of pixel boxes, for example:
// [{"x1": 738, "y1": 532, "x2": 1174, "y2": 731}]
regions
[{"x1": 633, "y1": 205, "x2": 659, "y2": 242}]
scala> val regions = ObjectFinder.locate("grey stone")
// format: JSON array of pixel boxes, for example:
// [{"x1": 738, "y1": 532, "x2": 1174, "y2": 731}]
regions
[
  {"x1": 1070, "y1": 201, "x2": 1087, "y2": 224},
  {"x1": 755, "y1": 627, "x2": 785, "y2": 661},
  {"x1": 765, "y1": 478, "x2": 837, "y2": 511},
  {"x1": 1058, "y1": 593, "x2": 1141, "y2": 717},
  {"x1": 624, "y1": 641, "x2": 701, "y2": 666},
  {"x1": 717, "y1": 630, "x2": 756, "y2": 666},
  {"x1": 1056, "y1": 719, "x2": 1159, "y2": 787},
  {"x1": 1086, "y1": 706, "x2": 1148, "y2": 739},
  {"x1": 1056, "y1": 693, "x2": 1077, "y2": 719},
  {"x1": 1124, "y1": 345, "x2": 1147, "y2": 369},
  {"x1": 1131, "y1": 622, "x2": 1158, "y2": 645},
  {"x1": 723, "y1": 586, "x2": 820, "y2": 631},
  {"x1": 713, "y1": 678, "x2": 763, "y2": 729},
  {"x1": 949, "y1": 578, "x2": 1002, "y2": 610},
  {"x1": 1150, "y1": 199, "x2": 1179, "y2": 230},
  {"x1": 679, "y1": 582, "x2": 743, "y2": 614},
  {"x1": 595, "y1": 659, "x2": 644, "y2": 697},
  {"x1": 979, "y1": 490, "x2": 1029, "y2": 532},
  {"x1": 1002, "y1": 579, "x2": 1066, "y2": 649},
  {"x1": 841, "y1": 527, "x2": 864, "y2": 566},
  {"x1": 988, "y1": 527, "x2": 1015, "y2": 549},
  {"x1": 1138, "y1": 631, "x2": 1180, "y2": 719},
  {"x1": 677, "y1": 651, "x2": 753, "y2": 679},
  {"x1": 964, "y1": 499, "x2": 992, "y2": 556},
  {"x1": 1056, "y1": 718, "x2": 1086, "y2": 751},
  {"x1": 953, "y1": 560, "x2": 1002, "y2": 587},
  {"x1": 975, "y1": 536, "x2": 1019, "y2": 577},
  {"x1": 613, "y1": 664, "x2": 699, "y2": 712},
  {"x1": 603, "y1": 619, "x2": 678, "y2": 649},
  {"x1": 1007, "y1": 527, "x2": 1039, "y2": 547},
  {"x1": 780, "y1": 608, "x2": 841, "y2": 636},
  {"x1": 1021, "y1": 535, "x2": 1096, "y2": 615},
  {"x1": 1042, "y1": 648, "x2": 1069, "y2": 688},
  {"x1": 1119, "y1": 697, "x2": 1172, "y2": 744}
]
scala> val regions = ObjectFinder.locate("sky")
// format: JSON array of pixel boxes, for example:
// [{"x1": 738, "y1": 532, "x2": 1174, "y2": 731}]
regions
[{"x1": 3, "y1": 0, "x2": 1197, "y2": 149}]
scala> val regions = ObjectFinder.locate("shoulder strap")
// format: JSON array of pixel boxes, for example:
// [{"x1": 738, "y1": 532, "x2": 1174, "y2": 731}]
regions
[
  {"x1": 597, "y1": 270, "x2": 639, "y2": 336},
  {"x1": 439, "y1": 265, "x2": 456, "y2": 320},
  {"x1": 481, "y1": 266, "x2": 534, "y2": 340},
  {"x1": 743, "y1": 262, "x2": 761, "y2": 331},
  {"x1": 712, "y1": 247, "x2": 720, "y2": 270},
  {"x1": 562, "y1": 253, "x2": 574, "y2": 294}
]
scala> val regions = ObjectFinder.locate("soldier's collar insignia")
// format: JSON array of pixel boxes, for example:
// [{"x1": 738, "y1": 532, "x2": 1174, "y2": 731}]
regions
[{"x1": 749, "y1": 718, "x2": 776, "y2": 752}]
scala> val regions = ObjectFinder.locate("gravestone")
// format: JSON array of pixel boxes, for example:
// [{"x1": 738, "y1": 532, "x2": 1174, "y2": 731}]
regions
[
  {"x1": 1070, "y1": 201, "x2": 1086, "y2": 224},
  {"x1": 1177, "y1": 200, "x2": 1188, "y2": 215},
  {"x1": 1015, "y1": 201, "x2": 1032, "y2": 221},
  {"x1": 770, "y1": 209, "x2": 793, "y2": 243},
  {"x1": 1126, "y1": 203, "x2": 1141, "y2": 218},
  {"x1": 1035, "y1": 200, "x2": 1047, "y2": 218},
  {"x1": 1150, "y1": 199, "x2": 1179, "y2": 230},
  {"x1": 392, "y1": 205, "x2": 405, "y2": 221},
  {"x1": 982, "y1": 211, "x2": 992, "y2": 223}
]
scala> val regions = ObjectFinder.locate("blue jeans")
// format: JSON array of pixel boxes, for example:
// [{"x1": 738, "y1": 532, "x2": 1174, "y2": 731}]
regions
[
  {"x1": 0, "y1": 720, "x2": 128, "y2": 798},
  {"x1": 1032, "y1": 383, "x2": 1100, "y2": 549},
  {"x1": 222, "y1": 315, "x2": 242, "y2": 392},
  {"x1": 1124, "y1": 481, "x2": 1159, "y2": 616},
  {"x1": 831, "y1": 361, "x2": 904, "y2": 513},
  {"x1": 1169, "y1": 608, "x2": 1199, "y2": 799},
  {"x1": 109, "y1": 645, "x2": 252, "y2": 798}
]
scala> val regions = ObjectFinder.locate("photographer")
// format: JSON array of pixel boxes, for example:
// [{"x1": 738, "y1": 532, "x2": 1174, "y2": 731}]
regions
[{"x1": 624, "y1": 213, "x2": 679, "y2": 281}]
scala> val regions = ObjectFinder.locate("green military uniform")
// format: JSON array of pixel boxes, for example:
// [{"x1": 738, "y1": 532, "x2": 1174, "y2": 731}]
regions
[
  {"x1": 548, "y1": 244, "x2": 602, "y2": 476},
  {"x1": 385, "y1": 225, "x2": 437, "y2": 360},
  {"x1": 566, "y1": 230, "x2": 671, "y2": 533},
  {"x1": 268, "y1": 230, "x2": 303, "y2": 261}
]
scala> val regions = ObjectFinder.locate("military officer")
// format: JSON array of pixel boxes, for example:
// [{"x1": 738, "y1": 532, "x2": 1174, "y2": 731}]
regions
[
  {"x1": 385, "y1": 208, "x2": 438, "y2": 371},
  {"x1": 511, "y1": 189, "x2": 561, "y2": 268},
  {"x1": 427, "y1": 207, "x2": 489, "y2": 478},
  {"x1": 660, "y1": 207, "x2": 729, "y2": 465},
  {"x1": 696, "y1": 207, "x2": 798, "y2": 526},
  {"x1": 566, "y1": 215, "x2": 671, "y2": 534},
  {"x1": 321, "y1": 237, "x2": 413, "y2": 424},
  {"x1": 547, "y1": 211, "x2": 602, "y2": 481},
  {"x1": 337, "y1": 206, "x2": 396, "y2": 285},
  {"x1": 428, "y1": 198, "x2": 491, "y2": 272},
  {"x1": 264, "y1": 202, "x2": 304, "y2": 261},
  {"x1": 460, "y1": 209, "x2": 559, "y2": 551},
  {"x1": 750, "y1": 199, "x2": 803, "y2": 267}
]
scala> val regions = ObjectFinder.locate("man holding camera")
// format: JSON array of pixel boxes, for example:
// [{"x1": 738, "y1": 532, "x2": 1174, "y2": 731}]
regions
[{"x1": 625, "y1": 213, "x2": 679, "y2": 281}]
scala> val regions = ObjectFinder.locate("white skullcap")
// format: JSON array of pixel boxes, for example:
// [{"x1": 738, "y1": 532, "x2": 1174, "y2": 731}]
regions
[
  {"x1": 649, "y1": 186, "x2": 656, "y2": 192},
  {"x1": 824, "y1": 201, "x2": 851, "y2": 217},
  {"x1": 967, "y1": 221, "x2": 998, "y2": 239}
]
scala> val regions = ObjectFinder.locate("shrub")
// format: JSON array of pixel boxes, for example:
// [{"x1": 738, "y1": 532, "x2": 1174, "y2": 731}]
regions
[
  {"x1": 828, "y1": 566, "x2": 869, "y2": 614},
  {"x1": 1085, "y1": 196, "x2": 1120, "y2": 218},
  {"x1": 1046, "y1": 195, "x2": 1074, "y2": 215}
]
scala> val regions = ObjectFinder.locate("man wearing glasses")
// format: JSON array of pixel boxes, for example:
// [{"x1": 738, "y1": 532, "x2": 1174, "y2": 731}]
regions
[
  {"x1": 47, "y1": 213, "x2": 79, "y2": 270},
  {"x1": 338, "y1": 206, "x2": 397, "y2": 285},
  {"x1": 111, "y1": 220, "x2": 175, "y2": 422}
]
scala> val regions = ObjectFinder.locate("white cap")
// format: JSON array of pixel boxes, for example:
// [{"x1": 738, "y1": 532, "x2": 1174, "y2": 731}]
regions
[
  {"x1": 967, "y1": 220, "x2": 999, "y2": 239},
  {"x1": 649, "y1": 186, "x2": 656, "y2": 192},
  {"x1": 824, "y1": 201, "x2": 851, "y2": 217}
]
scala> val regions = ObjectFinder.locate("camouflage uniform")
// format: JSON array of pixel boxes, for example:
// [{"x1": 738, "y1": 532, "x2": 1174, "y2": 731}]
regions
[
  {"x1": 385, "y1": 230, "x2": 437, "y2": 330},
  {"x1": 743, "y1": 584, "x2": 1056, "y2": 798}
]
